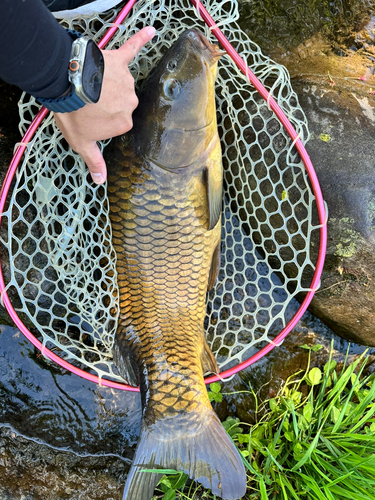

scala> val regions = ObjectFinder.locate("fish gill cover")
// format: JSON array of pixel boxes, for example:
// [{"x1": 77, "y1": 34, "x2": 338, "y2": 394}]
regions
[{"x1": 0, "y1": 0, "x2": 317, "y2": 383}]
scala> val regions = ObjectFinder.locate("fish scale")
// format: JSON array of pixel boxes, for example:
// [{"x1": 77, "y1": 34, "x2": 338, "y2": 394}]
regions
[{"x1": 108, "y1": 151, "x2": 217, "y2": 425}]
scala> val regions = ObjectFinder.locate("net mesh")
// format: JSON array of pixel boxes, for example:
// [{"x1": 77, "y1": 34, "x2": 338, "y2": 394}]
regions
[{"x1": 0, "y1": 0, "x2": 317, "y2": 382}]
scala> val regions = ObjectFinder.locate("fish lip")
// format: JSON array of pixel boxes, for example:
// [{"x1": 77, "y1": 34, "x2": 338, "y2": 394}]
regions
[{"x1": 186, "y1": 29, "x2": 224, "y2": 60}]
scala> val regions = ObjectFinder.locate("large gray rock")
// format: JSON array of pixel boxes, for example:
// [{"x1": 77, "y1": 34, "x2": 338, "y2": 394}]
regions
[{"x1": 299, "y1": 85, "x2": 375, "y2": 345}]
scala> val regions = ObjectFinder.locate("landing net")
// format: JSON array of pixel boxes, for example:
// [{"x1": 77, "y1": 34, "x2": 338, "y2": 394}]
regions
[{"x1": 0, "y1": 0, "x2": 325, "y2": 386}]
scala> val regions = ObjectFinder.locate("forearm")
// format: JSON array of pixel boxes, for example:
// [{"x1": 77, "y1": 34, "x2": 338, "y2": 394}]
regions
[{"x1": 0, "y1": 0, "x2": 72, "y2": 98}]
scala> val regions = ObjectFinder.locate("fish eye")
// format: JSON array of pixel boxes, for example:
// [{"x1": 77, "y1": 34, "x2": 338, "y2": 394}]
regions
[
  {"x1": 167, "y1": 59, "x2": 177, "y2": 71},
  {"x1": 163, "y1": 78, "x2": 181, "y2": 99}
]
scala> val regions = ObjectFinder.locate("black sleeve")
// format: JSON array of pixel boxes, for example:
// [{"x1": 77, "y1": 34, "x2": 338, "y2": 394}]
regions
[{"x1": 0, "y1": 0, "x2": 73, "y2": 99}]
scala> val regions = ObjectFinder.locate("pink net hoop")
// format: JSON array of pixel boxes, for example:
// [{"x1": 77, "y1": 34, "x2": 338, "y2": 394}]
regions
[{"x1": 0, "y1": 0, "x2": 327, "y2": 391}]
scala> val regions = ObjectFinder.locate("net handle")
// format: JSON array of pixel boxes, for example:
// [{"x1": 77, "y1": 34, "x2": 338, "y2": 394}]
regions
[{"x1": 0, "y1": 0, "x2": 327, "y2": 390}]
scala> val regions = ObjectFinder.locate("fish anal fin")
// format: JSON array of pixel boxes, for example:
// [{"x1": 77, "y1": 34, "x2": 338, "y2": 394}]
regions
[
  {"x1": 201, "y1": 336, "x2": 219, "y2": 376},
  {"x1": 208, "y1": 242, "x2": 221, "y2": 291},
  {"x1": 112, "y1": 337, "x2": 139, "y2": 387},
  {"x1": 204, "y1": 140, "x2": 223, "y2": 230},
  {"x1": 122, "y1": 410, "x2": 247, "y2": 500}
]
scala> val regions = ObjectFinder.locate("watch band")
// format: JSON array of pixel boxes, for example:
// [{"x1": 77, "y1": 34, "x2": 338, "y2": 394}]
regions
[
  {"x1": 37, "y1": 90, "x2": 87, "y2": 113},
  {"x1": 37, "y1": 30, "x2": 87, "y2": 113}
]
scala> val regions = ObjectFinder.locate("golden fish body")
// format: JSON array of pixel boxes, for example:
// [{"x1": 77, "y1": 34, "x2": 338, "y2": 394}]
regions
[
  {"x1": 108, "y1": 136, "x2": 221, "y2": 419},
  {"x1": 106, "y1": 29, "x2": 246, "y2": 500}
]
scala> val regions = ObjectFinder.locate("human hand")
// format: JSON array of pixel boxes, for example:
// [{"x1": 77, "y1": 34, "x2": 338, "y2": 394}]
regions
[{"x1": 53, "y1": 26, "x2": 155, "y2": 184}]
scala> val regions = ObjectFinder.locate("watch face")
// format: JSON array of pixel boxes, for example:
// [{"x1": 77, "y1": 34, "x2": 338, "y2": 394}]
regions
[{"x1": 82, "y1": 40, "x2": 104, "y2": 103}]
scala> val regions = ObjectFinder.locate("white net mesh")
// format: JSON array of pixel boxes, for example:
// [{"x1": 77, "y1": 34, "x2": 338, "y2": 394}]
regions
[{"x1": 0, "y1": 0, "x2": 318, "y2": 382}]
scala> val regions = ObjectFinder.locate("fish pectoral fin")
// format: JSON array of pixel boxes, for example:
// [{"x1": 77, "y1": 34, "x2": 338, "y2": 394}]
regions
[
  {"x1": 112, "y1": 337, "x2": 139, "y2": 387},
  {"x1": 204, "y1": 156, "x2": 223, "y2": 231},
  {"x1": 201, "y1": 336, "x2": 219, "y2": 376},
  {"x1": 122, "y1": 410, "x2": 246, "y2": 500},
  {"x1": 207, "y1": 242, "x2": 221, "y2": 291}
]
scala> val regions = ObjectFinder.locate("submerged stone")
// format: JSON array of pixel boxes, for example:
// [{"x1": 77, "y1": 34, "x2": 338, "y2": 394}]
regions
[{"x1": 0, "y1": 426, "x2": 126, "y2": 500}]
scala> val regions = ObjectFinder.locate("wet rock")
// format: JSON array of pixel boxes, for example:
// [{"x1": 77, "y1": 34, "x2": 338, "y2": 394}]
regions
[
  {"x1": 236, "y1": 2, "x2": 375, "y2": 346},
  {"x1": 238, "y1": 0, "x2": 373, "y2": 58},
  {"x1": 0, "y1": 426, "x2": 126, "y2": 500},
  {"x1": 289, "y1": 83, "x2": 375, "y2": 346}
]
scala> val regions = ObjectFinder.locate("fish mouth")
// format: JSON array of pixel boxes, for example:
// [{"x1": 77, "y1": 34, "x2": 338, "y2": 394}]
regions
[
  {"x1": 184, "y1": 119, "x2": 213, "y2": 132},
  {"x1": 186, "y1": 29, "x2": 225, "y2": 61}
]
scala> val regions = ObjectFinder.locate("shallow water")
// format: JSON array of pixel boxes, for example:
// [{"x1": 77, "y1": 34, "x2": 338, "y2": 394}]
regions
[
  {"x1": 0, "y1": 325, "x2": 141, "y2": 498},
  {"x1": 238, "y1": 0, "x2": 375, "y2": 98},
  {"x1": 0, "y1": 325, "x2": 141, "y2": 458},
  {"x1": 238, "y1": 0, "x2": 374, "y2": 55}
]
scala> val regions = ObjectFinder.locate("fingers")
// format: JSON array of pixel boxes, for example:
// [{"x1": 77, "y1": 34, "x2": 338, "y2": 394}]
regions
[
  {"x1": 120, "y1": 26, "x2": 156, "y2": 65},
  {"x1": 78, "y1": 142, "x2": 107, "y2": 185}
]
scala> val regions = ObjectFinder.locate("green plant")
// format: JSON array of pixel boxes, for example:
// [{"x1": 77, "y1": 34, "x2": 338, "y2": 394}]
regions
[
  {"x1": 208, "y1": 382, "x2": 223, "y2": 403},
  {"x1": 237, "y1": 343, "x2": 375, "y2": 499},
  {"x1": 149, "y1": 470, "x2": 189, "y2": 500},
  {"x1": 150, "y1": 468, "x2": 214, "y2": 500},
  {"x1": 152, "y1": 343, "x2": 375, "y2": 499}
]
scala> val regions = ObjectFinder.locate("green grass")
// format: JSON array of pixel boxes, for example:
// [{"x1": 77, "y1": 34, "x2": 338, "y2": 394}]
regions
[{"x1": 151, "y1": 343, "x2": 375, "y2": 500}]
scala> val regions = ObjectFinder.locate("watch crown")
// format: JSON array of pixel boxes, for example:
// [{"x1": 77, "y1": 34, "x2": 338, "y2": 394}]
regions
[{"x1": 69, "y1": 60, "x2": 80, "y2": 72}]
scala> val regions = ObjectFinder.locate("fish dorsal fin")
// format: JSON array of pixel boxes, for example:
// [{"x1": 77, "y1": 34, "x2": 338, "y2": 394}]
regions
[
  {"x1": 113, "y1": 337, "x2": 139, "y2": 387},
  {"x1": 207, "y1": 242, "x2": 221, "y2": 292},
  {"x1": 121, "y1": 409, "x2": 246, "y2": 500},
  {"x1": 204, "y1": 140, "x2": 223, "y2": 230},
  {"x1": 201, "y1": 335, "x2": 219, "y2": 376}
]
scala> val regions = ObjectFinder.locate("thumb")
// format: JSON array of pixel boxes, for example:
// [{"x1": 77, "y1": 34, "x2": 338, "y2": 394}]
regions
[
  {"x1": 79, "y1": 142, "x2": 107, "y2": 185},
  {"x1": 120, "y1": 26, "x2": 156, "y2": 65}
]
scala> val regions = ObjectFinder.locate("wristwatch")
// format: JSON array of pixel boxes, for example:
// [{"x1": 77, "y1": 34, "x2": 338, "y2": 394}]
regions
[{"x1": 38, "y1": 31, "x2": 105, "y2": 113}]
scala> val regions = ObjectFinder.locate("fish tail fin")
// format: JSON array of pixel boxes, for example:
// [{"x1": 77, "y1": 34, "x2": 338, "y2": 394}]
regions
[{"x1": 122, "y1": 409, "x2": 247, "y2": 500}]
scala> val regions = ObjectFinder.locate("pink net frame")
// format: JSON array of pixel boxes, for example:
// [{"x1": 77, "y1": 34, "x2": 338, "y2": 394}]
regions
[{"x1": 0, "y1": 0, "x2": 327, "y2": 391}]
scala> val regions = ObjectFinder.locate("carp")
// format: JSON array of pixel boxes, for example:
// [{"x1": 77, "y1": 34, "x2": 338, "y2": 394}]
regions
[{"x1": 105, "y1": 28, "x2": 246, "y2": 500}]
